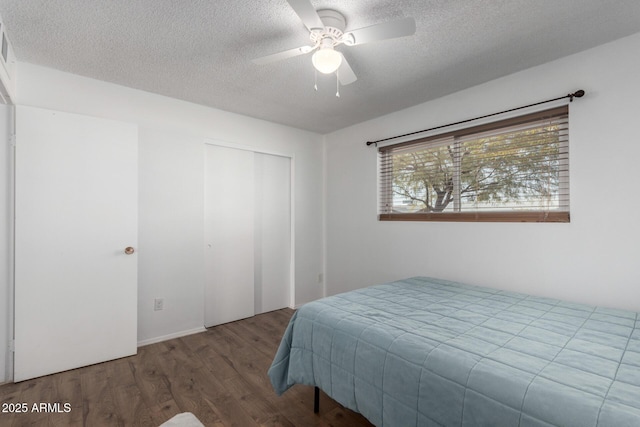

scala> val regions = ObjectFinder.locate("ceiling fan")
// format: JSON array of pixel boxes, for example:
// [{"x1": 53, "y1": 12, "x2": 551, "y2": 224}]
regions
[{"x1": 252, "y1": 0, "x2": 416, "y2": 88}]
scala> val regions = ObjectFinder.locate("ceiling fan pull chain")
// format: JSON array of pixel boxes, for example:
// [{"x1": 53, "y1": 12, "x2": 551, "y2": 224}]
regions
[
  {"x1": 336, "y1": 71, "x2": 340, "y2": 98},
  {"x1": 314, "y1": 68, "x2": 318, "y2": 91}
]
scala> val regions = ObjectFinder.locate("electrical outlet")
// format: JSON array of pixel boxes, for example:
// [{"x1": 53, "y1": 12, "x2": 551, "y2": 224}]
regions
[{"x1": 154, "y1": 298, "x2": 164, "y2": 311}]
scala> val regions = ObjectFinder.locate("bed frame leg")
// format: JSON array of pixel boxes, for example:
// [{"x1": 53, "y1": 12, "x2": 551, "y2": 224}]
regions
[{"x1": 314, "y1": 386, "x2": 320, "y2": 413}]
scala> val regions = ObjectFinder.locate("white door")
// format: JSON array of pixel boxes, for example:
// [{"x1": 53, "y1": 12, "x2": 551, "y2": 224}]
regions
[
  {"x1": 204, "y1": 144, "x2": 255, "y2": 327},
  {"x1": 254, "y1": 152, "x2": 291, "y2": 314},
  {"x1": 14, "y1": 106, "x2": 138, "y2": 382}
]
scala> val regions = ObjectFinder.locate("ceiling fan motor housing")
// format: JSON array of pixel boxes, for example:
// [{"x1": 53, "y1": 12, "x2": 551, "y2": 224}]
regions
[{"x1": 310, "y1": 9, "x2": 347, "y2": 44}]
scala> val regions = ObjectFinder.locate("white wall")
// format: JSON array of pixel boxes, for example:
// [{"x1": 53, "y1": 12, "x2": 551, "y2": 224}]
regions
[
  {"x1": 138, "y1": 128, "x2": 206, "y2": 343},
  {"x1": 12, "y1": 63, "x2": 325, "y2": 346},
  {"x1": 324, "y1": 32, "x2": 640, "y2": 312},
  {"x1": 0, "y1": 104, "x2": 12, "y2": 383}
]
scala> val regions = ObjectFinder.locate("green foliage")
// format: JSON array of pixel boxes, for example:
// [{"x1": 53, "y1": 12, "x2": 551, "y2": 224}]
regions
[{"x1": 391, "y1": 125, "x2": 562, "y2": 212}]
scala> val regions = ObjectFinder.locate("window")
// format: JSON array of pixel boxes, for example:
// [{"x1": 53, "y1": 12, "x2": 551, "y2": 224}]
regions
[{"x1": 379, "y1": 106, "x2": 569, "y2": 222}]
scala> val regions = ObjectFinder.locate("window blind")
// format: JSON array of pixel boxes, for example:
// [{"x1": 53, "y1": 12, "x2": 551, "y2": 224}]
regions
[{"x1": 378, "y1": 106, "x2": 569, "y2": 222}]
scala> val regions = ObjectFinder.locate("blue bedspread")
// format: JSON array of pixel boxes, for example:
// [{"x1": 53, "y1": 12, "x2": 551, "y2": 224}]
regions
[{"x1": 268, "y1": 277, "x2": 640, "y2": 426}]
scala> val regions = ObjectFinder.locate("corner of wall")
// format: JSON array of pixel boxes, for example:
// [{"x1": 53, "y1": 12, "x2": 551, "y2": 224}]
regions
[
  {"x1": 0, "y1": 103, "x2": 15, "y2": 384},
  {"x1": 321, "y1": 134, "x2": 328, "y2": 298}
]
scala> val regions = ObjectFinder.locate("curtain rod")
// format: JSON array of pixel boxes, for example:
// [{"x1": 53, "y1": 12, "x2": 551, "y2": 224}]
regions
[{"x1": 365, "y1": 90, "x2": 585, "y2": 147}]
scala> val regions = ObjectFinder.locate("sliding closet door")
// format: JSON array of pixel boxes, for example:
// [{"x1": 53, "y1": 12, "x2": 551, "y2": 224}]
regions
[
  {"x1": 254, "y1": 153, "x2": 291, "y2": 314},
  {"x1": 204, "y1": 145, "x2": 255, "y2": 327},
  {"x1": 204, "y1": 145, "x2": 291, "y2": 327}
]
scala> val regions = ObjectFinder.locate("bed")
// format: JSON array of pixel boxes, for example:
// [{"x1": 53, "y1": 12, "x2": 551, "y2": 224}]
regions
[{"x1": 268, "y1": 277, "x2": 640, "y2": 426}]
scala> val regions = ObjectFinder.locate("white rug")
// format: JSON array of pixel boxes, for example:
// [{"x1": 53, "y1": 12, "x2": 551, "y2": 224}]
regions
[{"x1": 159, "y1": 412, "x2": 205, "y2": 427}]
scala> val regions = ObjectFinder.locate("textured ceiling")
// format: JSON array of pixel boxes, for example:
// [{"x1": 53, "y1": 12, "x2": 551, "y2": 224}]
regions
[{"x1": 1, "y1": 0, "x2": 639, "y2": 133}]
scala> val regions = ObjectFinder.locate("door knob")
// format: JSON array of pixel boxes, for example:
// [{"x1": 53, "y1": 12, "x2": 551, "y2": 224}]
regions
[{"x1": 124, "y1": 247, "x2": 135, "y2": 255}]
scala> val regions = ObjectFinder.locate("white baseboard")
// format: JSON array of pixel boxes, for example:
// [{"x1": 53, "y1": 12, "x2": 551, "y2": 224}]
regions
[{"x1": 137, "y1": 326, "x2": 207, "y2": 347}]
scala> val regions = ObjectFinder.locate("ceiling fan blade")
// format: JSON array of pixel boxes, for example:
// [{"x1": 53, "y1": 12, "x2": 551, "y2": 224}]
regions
[
  {"x1": 286, "y1": 0, "x2": 324, "y2": 31},
  {"x1": 337, "y1": 54, "x2": 357, "y2": 85},
  {"x1": 252, "y1": 46, "x2": 313, "y2": 65},
  {"x1": 345, "y1": 17, "x2": 416, "y2": 46}
]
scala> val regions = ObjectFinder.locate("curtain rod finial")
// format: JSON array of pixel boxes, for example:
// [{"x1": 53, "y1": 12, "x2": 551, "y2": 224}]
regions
[
  {"x1": 366, "y1": 141, "x2": 377, "y2": 147},
  {"x1": 569, "y1": 90, "x2": 585, "y2": 101}
]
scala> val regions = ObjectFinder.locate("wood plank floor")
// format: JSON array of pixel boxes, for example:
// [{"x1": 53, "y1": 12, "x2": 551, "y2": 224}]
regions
[{"x1": 0, "y1": 308, "x2": 374, "y2": 426}]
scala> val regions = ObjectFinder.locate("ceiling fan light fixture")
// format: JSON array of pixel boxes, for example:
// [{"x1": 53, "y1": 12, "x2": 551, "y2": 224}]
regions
[{"x1": 312, "y1": 46, "x2": 342, "y2": 74}]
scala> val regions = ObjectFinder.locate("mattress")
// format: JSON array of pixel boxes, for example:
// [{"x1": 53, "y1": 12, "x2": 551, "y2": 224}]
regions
[{"x1": 268, "y1": 277, "x2": 640, "y2": 426}]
